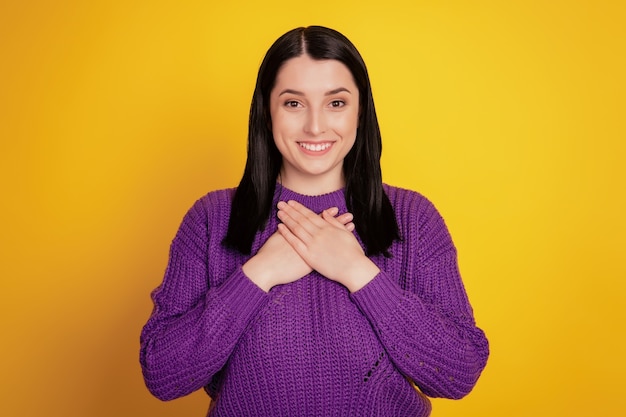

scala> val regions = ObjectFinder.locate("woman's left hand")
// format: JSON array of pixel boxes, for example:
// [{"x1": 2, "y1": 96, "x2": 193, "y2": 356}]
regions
[{"x1": 276, "y1": 200, "x2": 380, "y2": 292}]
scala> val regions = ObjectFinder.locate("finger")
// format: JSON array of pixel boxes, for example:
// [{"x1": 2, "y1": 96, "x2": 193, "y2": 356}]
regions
[
  {"x1": 320, "y1": 207, "x2": 354, "y2": 230},
  {"x1": 321, "y1": 209, "x2": 349, "y2": 229},
  {"x1": 334, "y1": 212, "x2": 353, "y2": 226},
  {"x1": 327, "y1": 210, "x2": 354, "y2": 231},
  {"x1": 285, "y1": 200, "x2": 327, "y2": 227},
  {"x1": 277, "y1": 210, "x2": 313, "y2": 242},
  {"x1": 323, "y1": 210, "x2": 355, "y2": 232},
  {"x1": 277, "y1": 202, "x2": 321, "y2": 241},
  {"x1": 328, "y1": 212, "x2": 354, "y2": 232},
  {"x1": 325, "y1": 207, "x2": 339, "y2": 217},
  {"x1": 277, "y1": 223, "x2": 309, "y2": 257},
  {"x1": 278, "y1": 201, "x2": 325, "y2": 234}
]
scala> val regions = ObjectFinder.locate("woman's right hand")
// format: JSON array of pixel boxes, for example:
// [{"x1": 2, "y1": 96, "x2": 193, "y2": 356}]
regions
[{"x1": 242, "y1": 207, "x2": 354, "y2": 292}]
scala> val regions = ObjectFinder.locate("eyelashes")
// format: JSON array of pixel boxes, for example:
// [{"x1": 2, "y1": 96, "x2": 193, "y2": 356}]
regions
[{"x1": 282, "y1": 99, "x2": 347, "y2": 109}]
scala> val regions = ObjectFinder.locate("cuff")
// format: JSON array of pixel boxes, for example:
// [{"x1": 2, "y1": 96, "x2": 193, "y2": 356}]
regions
[
  {"x1": 215, "y1": 266, "x2": 269, "y2": 327},
  {"x1": 350, "y1": 270, "x2": 404, "y2": 322}
]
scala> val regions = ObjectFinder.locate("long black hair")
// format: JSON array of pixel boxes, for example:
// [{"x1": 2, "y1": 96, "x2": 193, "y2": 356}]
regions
[{"x1": 223, "y1": 26, "x2": 399, "y2": 257}]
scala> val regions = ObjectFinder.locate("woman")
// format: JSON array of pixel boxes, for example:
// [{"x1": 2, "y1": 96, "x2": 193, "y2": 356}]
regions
[{"x1": 140, "y1": 26, "x2": 489, "y2": 416}]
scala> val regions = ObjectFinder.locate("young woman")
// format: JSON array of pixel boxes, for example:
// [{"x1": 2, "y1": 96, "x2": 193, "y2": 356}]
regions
[{"x1": 140, "y1": 26, "x2": 489, "y2": 417}]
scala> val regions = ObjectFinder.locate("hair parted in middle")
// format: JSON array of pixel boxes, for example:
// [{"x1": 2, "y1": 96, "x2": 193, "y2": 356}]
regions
[{"x1": 223, "y1": 25, "x2": 400, "y2": 257}]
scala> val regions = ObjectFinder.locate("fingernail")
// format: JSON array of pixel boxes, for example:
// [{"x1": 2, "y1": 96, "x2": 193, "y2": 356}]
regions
[{"x1": 277, "y1": 201, "x2": 286, "y2": 209}]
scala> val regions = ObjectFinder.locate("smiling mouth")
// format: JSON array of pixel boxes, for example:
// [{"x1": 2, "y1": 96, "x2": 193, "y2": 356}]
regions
[{"x1": 298, "y1": 142, "x2": 332, "y2": 152}]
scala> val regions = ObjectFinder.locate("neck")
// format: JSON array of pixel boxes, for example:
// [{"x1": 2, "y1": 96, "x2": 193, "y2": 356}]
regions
[{"x1": 278, "y1": 169, "x2": 345, "y2": 196}]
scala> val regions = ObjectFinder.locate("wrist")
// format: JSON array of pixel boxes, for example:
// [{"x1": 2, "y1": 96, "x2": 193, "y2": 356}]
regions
[
  {"x1": 242, "y1": 257, "x2": 273, "y2": 292},
  {"x1": 343, "y1": 258, "x2": 380, "y2": 293}
]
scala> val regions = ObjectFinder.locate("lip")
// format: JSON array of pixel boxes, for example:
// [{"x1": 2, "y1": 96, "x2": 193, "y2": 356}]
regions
[{"x1": 297, "y1": 141, "x2": 334, "y2": 156}]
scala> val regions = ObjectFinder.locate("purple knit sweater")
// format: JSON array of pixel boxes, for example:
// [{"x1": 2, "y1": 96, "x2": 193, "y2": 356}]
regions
[{"x1": 140, "y1": 184, "x2": 489, "y2": 416}]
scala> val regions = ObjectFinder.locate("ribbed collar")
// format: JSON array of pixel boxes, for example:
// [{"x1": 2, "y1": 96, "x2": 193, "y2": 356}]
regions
[{"x1": 273, "y1": 183, "x2": 348, "y2": 214}]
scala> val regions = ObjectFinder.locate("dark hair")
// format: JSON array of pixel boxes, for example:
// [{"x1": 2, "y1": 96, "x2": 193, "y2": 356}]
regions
[{"x1": 223, "y1": 26, "x2": 399, "y2": 256}]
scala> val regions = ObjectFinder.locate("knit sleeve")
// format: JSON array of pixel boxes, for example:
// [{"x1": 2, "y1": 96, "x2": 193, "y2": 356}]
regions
[
  {"x1": 350, "y1": 192, "x2": 489, "y2": 399},
  {"x1": 139, "y1": 197, "x2": 269, "y2": 401}
]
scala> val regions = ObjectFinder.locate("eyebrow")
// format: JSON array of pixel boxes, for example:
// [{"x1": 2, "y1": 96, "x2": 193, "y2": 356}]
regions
[{"x1": 278, "y1": 87, "x2": 352, "y2": 96}]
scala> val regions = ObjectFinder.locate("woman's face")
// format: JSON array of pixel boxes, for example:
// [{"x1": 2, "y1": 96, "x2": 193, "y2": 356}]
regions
[{"x1": 269, "y1": 54, "x2": 359, "y2": 193}]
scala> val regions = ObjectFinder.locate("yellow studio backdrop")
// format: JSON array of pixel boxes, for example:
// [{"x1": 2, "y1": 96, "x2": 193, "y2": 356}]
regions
[{"x1": 1, "y1": 0, "x2": 624, "y2": 416}]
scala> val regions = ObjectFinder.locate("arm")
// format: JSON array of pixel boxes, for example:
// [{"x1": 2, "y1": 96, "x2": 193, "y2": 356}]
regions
[
  {"x1": 139, "y1": 197, "x2": 269, "y2": 401},
  {"x1": 140, "y1": 198, "x2": 355, "y2": 399},
  {"x1": 350, "y1": 196, "x2": 489, "y2": 399},
  {"x1": 273, "y1": 195, "x2": 488, "y2": 396}
]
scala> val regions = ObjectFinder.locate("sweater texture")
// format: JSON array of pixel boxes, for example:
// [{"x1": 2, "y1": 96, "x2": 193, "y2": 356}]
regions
[{"x1": 140, "y1": 184, "x2": 489, "y2": 417}]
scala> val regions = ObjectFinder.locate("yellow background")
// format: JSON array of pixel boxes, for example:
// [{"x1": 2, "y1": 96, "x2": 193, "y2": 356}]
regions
[{"x1": 1, "y1": 0, "x2": 624, "y2": 416}]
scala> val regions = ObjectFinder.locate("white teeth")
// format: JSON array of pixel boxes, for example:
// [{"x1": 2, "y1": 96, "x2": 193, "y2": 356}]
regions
[{"x1": 299, "y1": 142, "x2": 331, "y2": 152}]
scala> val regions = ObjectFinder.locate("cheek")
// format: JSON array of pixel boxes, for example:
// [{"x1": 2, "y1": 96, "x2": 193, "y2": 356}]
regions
[
  {"x1": 272, "y1": 113, "x2": 298, "y2": 137},
  {"x1": 338, "y1": 111, "x2": 359, "y2": 134}
]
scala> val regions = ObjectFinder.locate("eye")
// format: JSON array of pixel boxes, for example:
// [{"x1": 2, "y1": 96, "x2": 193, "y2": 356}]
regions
[
  {"x1": 284, "y1": 100, "x2": 301, "y2": 108},
  {"x1": 330, "y1": 100, "x2": 345, "y2": 108}
]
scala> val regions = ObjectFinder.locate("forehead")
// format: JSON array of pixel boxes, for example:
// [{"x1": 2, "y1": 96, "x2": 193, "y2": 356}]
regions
[{"x1": 273, "y1": 55, "x2": 357, "y2": 92}]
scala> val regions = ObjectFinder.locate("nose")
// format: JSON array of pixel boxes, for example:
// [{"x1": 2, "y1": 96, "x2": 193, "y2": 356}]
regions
[{"x1": 303, "y1": 108, "x2": 327, "y2": 136}]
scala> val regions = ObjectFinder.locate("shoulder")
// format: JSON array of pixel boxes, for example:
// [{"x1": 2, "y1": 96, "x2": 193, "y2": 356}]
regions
[
  {"x1": 384, "y1": 184, "x2": 455, "y2": 253},
  {"x1": 383, "y1": 183, "x2": 439, "y2": 219},
  {"x1": 195, "y1": 187, "x2": 237, "y2": 211},
  {"x1": 187, "y1": 187, "x2": 236, "y2": 214},
  {"x1": 180, "y1": 187, "x2": 236, "y2": 228},
  {"x1": 172, "y1": 188, "x2": 236, "y2": 250}
]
